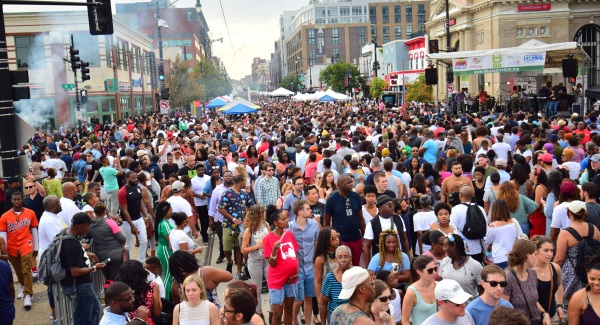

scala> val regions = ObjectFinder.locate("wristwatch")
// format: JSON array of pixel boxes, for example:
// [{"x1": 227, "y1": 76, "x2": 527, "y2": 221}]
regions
[{"x1": 556, "y1": 304, "x2": 564, "y2": 309}]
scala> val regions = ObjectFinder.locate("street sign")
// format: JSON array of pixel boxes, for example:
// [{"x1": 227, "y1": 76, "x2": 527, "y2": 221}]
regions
[
  {"x1": 61, "y1": 83, "x2": 75, "y2": 91},
  {"x1": 447, "y1": 83, "x2": 455, "y2": 93},
  {"x1": 159, "y1": 100, "x2": 170, "y2": 114},
  {"x1": 105, "y1": 79, "x2": 117, "y2": 92}
]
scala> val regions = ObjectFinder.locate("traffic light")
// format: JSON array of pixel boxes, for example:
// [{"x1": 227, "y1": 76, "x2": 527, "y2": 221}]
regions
[
  {"x1": 87, "y1": 0, "x2": 114, "y2": 35},
  {"x1": 569, "y1": 77, "x2": 576, "y2": 84},
  {"x1": 160, "y1": 88, "x2": 169, "y2": 100},
  {"x1": 446, "y1": 70, "x2": 454, "y2": 84},
  {"x1": 80, "y1": 89, "x2": 88, "y2": 104},
  {"x1": 158, "y1": 63, "x2": 165, "y2": 81},
  {"x1": 80, "y1": 61, "x2": 90, "y2": 82},
  {"x1": 69, "y1": 46, "x2": 80, "y2": 70},
  {"x1": 429, "y1": 40, "x2": 439, "y2": 54}
]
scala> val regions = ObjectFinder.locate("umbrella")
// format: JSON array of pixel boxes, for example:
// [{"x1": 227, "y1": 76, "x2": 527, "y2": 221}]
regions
[{"x1": 206, "y1": 97, "x2": 228, "y2": 109}]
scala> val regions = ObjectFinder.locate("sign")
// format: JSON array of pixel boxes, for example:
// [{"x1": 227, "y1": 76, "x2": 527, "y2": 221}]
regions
[
  {"x1": 61, "y1": 83, "x2": 75, "y2": 91},
  {"x1": 447, "y1": 83, "x2": 455, "y2": 92},
  {"x1": 159, "y1": 100, "x2": 170, "y2": 114},
  {"x1": 514, "y1": 76, "x2": 538, "y2": 93},
  {"x1": 452, "y1": 51, "x2": 546, "y2": 76},
  {"x1": 132, "y1": 77, "x2": 143, "y2": 87},
  {"x1": 316, "y1": 29, "x2": 326, "y2": 57},
  {"x1": 75, "y1": 110, "x2": 83, "y2": 121},
  {"x1": 104, "y1": 78, "x2": 117, "y2": 92},
  {"x1": 118, "y1": 82, "x2": 131, "y2": 92},
  {"x1": 518, "y1": 4, "x2": 551, "y2": 12},
  {"x1": 149, "y1": 52, "x2": 158, "y2": 89}
]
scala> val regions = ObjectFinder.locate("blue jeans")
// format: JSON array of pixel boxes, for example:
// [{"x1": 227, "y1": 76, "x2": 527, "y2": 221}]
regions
[
  {"x1": 520, "y1": 223, "x2": 529, "y2": 237},
  {"x1": 549, "y1": 101, "x2": 558, "y2": 115},
  {"x1": 62, "y1": 282, "x2": 100, "y2": 325}
]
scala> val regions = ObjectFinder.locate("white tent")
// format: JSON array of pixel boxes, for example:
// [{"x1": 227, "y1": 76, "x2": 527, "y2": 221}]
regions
[
  {"x1": 269, "y1": 87, "x2": 295, "y2": 96},
  {"x1": 325, "y1": 89, "x2": 351, "y2": 101}
]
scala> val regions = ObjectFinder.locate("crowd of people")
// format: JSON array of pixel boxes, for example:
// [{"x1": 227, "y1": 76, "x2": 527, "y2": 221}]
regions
[{"x1": 2, "y1": 95, "x2": 600, "y2": 325}]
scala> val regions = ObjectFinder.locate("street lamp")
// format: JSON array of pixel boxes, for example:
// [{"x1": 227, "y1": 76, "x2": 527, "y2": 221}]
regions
[{"x1": 195, "y1": 0, "x2": 202, "y2": 13}]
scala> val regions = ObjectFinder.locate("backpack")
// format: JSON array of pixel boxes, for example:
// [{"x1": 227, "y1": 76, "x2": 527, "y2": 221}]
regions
[
  {"x1": 38, "y1": 232, "x2": 78, "y2": 286},
  {"x1": 565, "y1": 223, "x2": 600, "y2": 284},
  {"x1": 461, "y1": 201, "x2": 487, "y2": 240}
]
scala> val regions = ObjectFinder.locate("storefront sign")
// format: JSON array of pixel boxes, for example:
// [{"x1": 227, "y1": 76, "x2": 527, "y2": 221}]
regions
[
  {"x1": 452, "y1": 51, "x2": 546, "y2": 76},
  {"x1": 518, "y1": 4, "x2": 551, "y2": 12}
]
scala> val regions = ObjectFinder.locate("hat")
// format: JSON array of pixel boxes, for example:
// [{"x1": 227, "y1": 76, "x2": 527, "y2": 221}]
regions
[
  {"x1": 567, "y1": 200, "x2": 587, "y2": 214},
  {"x1": 558, "y1": 120, "x2": 566, "y2": 127},
  {"x1": 7, "y1": 176, "x2": 19, "y2": 183},
  {"x1": 376, "y1": 195, "x2": 393, "y2": 208},
  {"x1": 543, "y1": 143, "x2": 554, "y2": 154},
  {"x1": 322, "y1": 130, "x2": 328, "y2": 136},
  {"x1": 338, "y1": 267, "x2": 370, "y2": 300},
  {"x1": 434, "y1": 279, "x2": 473, "y2": 304},
  {"x1": 172, "y1": 180, "x2": 184, "y2": 193},
  {"x1": 239, "y1": 152, "x2": 248, "y2": 159},
  {"x1": 309, "y1": 145, "x2": 319, "y2": 152},
  {"x1": 560, "y1": 181, "x2": 577, "y2": 196},
  {"x1": 72, "y1": 212, "x2": 92, "y2": 225},
  {"x1": 495, "y1": 158, "x2": 507, "y2": 167},
  {"x1": 382, "y1": 148, "x2": 391, "y2": 156},
  {"x1": 550, "y1": 134, "x2": 558, "y2": 142},
  {"x1": 539, "y1": 153, "x2": 553, "y2": 163},
  {"x1": 137, "y1": 150, "x2": 146, "y2": 157},
  {"x1": 591, "y1": 154, "x2": 600, "y2": 163}
]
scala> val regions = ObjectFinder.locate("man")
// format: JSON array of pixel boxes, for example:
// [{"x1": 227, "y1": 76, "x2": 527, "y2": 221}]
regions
[
  {"x1": 222, "y1": 288, "x2": 258, "y2": 325},
  {"x1": 538, "y1": 153, "x2": 555, "y2": 176},
  {"x1": 0, "y1": 254, "x2": 14, "y2": 325},
  {"x1": 476, "y1": 153, "x2": 497, "y2": 179},
  {"x1": 208, "y1": 170, "x2": 234, "y2": 264},
  {"x1": 100, "y1": 282, "x2": 151, "y2": 325},
  {"x1": 84, "y1": 152, "x2": 103, "y2": 184},
  {"x1": 466, "y1": 265, "x2": 514, "y2": 325},
  {"x1": 383, "y1": 159, "x2": 404, "y2": 199},
  {"x1": 72, "y1": 154, "x2": 87, "y2": 184},
  {"x1": 178, "y1": 155, "x2": 198, "y2": 178},
  {"x1": 204, "y1": 154, "x2": 226, "y2": 176},
  {"x1": 324, "y1": 174, "x2": 365, "y2": 266},
  {"x1": 283, "y1": 176, "x2": 307, "y2": 222},
  {"x1": 0, "y1": 192, "x2": 38, "y2": 309},
  {"x1": 329, "y1": 267, "x2": 375, "y2": 325},
  {"x1": 450, "y1": 186, "x2": 488, "y2": 262},
  {"x1": 304, "y1": 185, "x2": 325, "y2": 226},
  {"x1": 374, "y1": 172, "x2": 396, "y2": 198},
  {"x1": 514, "y1": 140, "x2": 533, "y2": 167},
  {"x1": 147, "y1": 155, "x2": 165, "y2": 188},
  {"x1": 363, "y1": 195, "x2": 410, "y2": 265},
  {"x1": 59, "y1": 182, "x2": 81, "y2": 227},
  {"x1": 3, "y1": 177, "x2": 20, "y2": 212},
  {"x1": 256, "y1": 162, "x2": 280, "y2": 207},
  {"x1": 167, "y1": 180, "x2": 199, "y2": 239},
  {"x1": 441, "y1": 161, "x2": 474, "y2": 205},
  {"x1": 23, "y1": 174, "x2": 47, "y2": 221},
  {"x1": 99, "y1": 155, "x2": 123, "y2": 216},
  {"x1": 46, "y1": 150, "x2": 66, "y2": 179},
  {"x1": 422, "y1": 279, "x2": 475, "y2": 325},
  {"x1": 491, "y1": 133, "x2": 511, "y2": 161},
  {"x1": 217, "y1": 175, "x2": 254, "y2": 279},
  {"x1": 446, "y1": 129, "x2": 464, "y2": 154},
  {"x1": 60, "y1": 212, "x2": 106, "y2": 324},
  {"x1": 550, "y1": 182, "x2": 580, "y2": 242},
  {"x1": 290, "y1": 200, "x2": 320, "y2": 325},
  {"x1": 484, "y1": 158, "x2": 510, "y2": 190},
  {"x1": 191, "y1": 163, "x2": 211, "y2": 245},
  {"x1": 118, "y1": 171, "x2": 148, "y2": 262},
  {"x1": 364, "y1": 158, "x2": 382, "y2": 186},
  {"x1": 418, "y1": 130, "x2": 438, "y2": 164},
  {"x1": 583, "y1": 182, "x2": 600, "y2": 228}
]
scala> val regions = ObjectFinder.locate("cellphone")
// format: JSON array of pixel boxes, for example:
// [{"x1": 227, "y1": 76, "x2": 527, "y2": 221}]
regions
[
  {"x1": 100, "y1": 258, "x2": 111, "y2": 264},
  {"x1": 391, "y1": 263, "x2": 399, "y2": 273}
]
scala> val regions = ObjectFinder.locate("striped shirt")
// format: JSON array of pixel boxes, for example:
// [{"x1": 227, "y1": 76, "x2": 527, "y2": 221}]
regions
[{"x1": 321, "y1": 271, "x2": 349, "y2": 322}]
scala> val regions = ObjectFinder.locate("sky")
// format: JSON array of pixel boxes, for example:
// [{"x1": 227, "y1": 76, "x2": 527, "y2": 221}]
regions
[{"x1": 5, "y1": 0, "x2": 308, "y2": 80}]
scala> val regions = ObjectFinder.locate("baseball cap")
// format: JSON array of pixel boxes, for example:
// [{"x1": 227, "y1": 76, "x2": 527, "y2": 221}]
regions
[
  {"x1": 72, "y1": 212, "x2": 92, "y2": 225},
  {"x1": 567, "y1": 200, "x2": 587, "y2": 214},
  {"x1": 137, "y1": 150, "x2": 146, "y2": 157},
  {"x1": 435, "y1": 279, "x2": 473, "y2": 304},
  {"x1": 172, "y1": 180, "x2": 184, "y2": 193},
  {"x1": 322, "y1": 130, "x2": 328, "y2": 136},
  {"x1": 7, "y1": 176, "x2": 19, "y2": 184},
  {"x1": 338, "y1": 267, "x2": 370, "y2": 300},
  {"x1": 382, "y1": 148, "x2": 391, "y2": 156},
  {"x1": 539, "y1": 153, "x2": 553, "y2": 163},
  {"x1": 591, "y1": 154, "x2": 600, "y2": 163},
  {"x1": 495, "y1": 158, "x2": 507, "y2": 167},
  {"x1": 560, "y1": 181, "x2": 577, "y2": 196},
  {"x1": 309, "y1": 145, "x2": 319, "y2": 152},
  {"x1": 239, "y1": 152, "x2": 248, "y2": 159},
  {"x1": 550, "y1": 134, "x2": 558, "y2": 142}
]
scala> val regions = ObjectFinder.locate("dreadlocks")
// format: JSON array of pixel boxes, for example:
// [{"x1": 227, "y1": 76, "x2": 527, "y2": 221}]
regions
[{"x1": 378, "y1": 229, "x2": 403, "y2": 271}]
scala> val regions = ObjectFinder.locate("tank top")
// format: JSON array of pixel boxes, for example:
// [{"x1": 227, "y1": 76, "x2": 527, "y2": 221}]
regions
[
  {"x1": 537, "y1": 263, "x2": 558, "y2": 317},
  {"x1": 582, "y1": 291, "x2": 600, "y2": 325},
  {"x1": 249, "y1": 224, "x2": 269, "y2": 258},
  {"x1": 330, "y1": 306, "x2": 369, "y2": 325},
  {"x1": 178, "y1": 299, "x2": 210, "y2": 325},
  {"x1": 408, "y1": 285, "x2": 437, "y2": 325},
  {"x1": 323, "y1": 256, "x2": 338, "y2": 276}
]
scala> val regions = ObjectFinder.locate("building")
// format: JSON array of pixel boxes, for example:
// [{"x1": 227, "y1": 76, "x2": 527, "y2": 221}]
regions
[
  {"x1": 369, "y1": 0, "x2": 430, "y2": 45},
  {"x1": 251, "y1": 57, "x2": 270, "y2": 91},
  {"x1": 383, "y1": 36, "x2": 427, "y2": 90},
  {"x1": 5, "y1": 11, "x2": 154, "y2": 127}
]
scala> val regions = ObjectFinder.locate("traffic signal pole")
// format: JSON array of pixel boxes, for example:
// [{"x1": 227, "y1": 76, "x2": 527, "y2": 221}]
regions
[{"x1": 71, "y1": 35, "x2": 81, "y2": 115}]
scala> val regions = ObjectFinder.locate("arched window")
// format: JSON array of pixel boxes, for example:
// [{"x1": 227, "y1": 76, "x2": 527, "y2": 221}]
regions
[{"x1": 574, "y1": 24, "x2": 600, "y2": 86}]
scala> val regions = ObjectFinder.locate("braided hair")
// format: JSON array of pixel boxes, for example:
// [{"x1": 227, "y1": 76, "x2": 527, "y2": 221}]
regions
[{"x1": 378, "y1": 229, "x2": 402, "y2": 271}]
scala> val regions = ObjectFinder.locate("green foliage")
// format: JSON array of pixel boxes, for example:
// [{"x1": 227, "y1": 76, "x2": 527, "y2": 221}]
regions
[
  {"x1": 405, "y1": 74, "x2": 433, "y2": 104},
  {"x1": 278, "y1": 75, "x2": 302, "y2": 91},
  {"x1": 318, "y1": 62, "x2": 363, "y2": 92},
  {"x1": 192, "y1": 58, "x2": 233, "y2": 100},
  {"x1": 167, "y1": 56, "x2": 203, "y2": 109},
  {"x1": 369, "y1": 77, "x2": 389, "y2": 99}
]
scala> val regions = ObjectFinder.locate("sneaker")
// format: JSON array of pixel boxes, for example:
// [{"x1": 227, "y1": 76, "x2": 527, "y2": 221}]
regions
[
  {"x1": 226, "y1": 263, "x2": 233, "y2": 274},
  {"x1": 24, "y1": 295, "x2": 32, "y2": 309},
  {"x1": 216, "y1": 256, "x2": 225, "y2": 264},
  {"x1": 236, "y1": 272, "x2": 249, "y2": 281},
  {"x1": 17, "y1": 286, "x2": 24, "y2": 299},
  {"x1": 203, "y1": 242, "x2": 209, "y2": 246}
]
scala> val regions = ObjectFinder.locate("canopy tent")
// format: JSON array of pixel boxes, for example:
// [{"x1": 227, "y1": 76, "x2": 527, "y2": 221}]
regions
[
  {"x1": 206, "y1": 97, "x2": 230, "y2": 109},
  {"x1": 324, "y1": 89, "x2": 351, "y2": 101},
  {"x1": 270, "y1": 87, "x2": 295, "y2": 96},
  {"x1": 585, "y1": 84, "x2": 600, "y2": 98},
  {"x1": 218, "y1": 98, "x2": 260, "y2": 114},
  {"x1": 317, "y1": 94, "x2": 338, "y2": 101}
]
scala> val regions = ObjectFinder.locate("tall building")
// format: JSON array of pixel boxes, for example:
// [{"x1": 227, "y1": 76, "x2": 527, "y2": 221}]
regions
[
  {"x1": 251, "y1": 58, "x2": 270, "y2": 91},
  {"x1": 369, "y1": 1, "x2": 430, "y2": 44}
]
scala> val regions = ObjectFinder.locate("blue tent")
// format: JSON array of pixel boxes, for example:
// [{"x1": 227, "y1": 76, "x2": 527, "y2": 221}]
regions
[
  {"x1": 220, "y1": 103, "x2": 258, "y2": 115},
  {"x1": 206, "y1": 97, "x2": 228, "y2": 109},
  {"x1": 318, "y1": 94, "x2": 337, "y2": 102}
]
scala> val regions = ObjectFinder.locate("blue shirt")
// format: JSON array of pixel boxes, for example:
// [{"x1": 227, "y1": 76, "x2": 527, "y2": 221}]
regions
[
  {"x1": 61, "y1": 154, "x2": 74, "y2": 171},
  {"x1": 73, "y1": 159, "x2": 87, "y2": 183},
  {"x1": 367, "y1": 252, "x2": 410, "y2": 274},
  {"x1": 0, "y1": 261, "x2": 15, "y2": 324},
  {"x1": 289, "y1": 218, "x2": 320, "y2": 274},
  {"x1": 324, "y1": 191, "x2": 363, "y2": 242},
  {"x1": 99, "y1": 307, "x2": 129, "y2": 325},
  {"x1": 283, "y1": 192, "x2": 306, "y2": 222},
  {"x1": 484, "y1": 169, "x2": 511, "y2": 190},
  {"x1": 466, "y1": 297, "x2": 513, "y2": 325},
  {"x1": 422, "y1": 139, "x2": 438, "y2": 164}
]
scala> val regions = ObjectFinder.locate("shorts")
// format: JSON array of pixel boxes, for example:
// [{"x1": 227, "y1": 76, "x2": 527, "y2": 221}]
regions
[
  {"x1": 223, "y1": 226, "x2": 240, "y2": 251},
  {"x1": 295, "y1": 272, "x2": 315, "y2": 301},
  {"x1": 269, "y1": 282, "x2": 298, "y2": 305}
]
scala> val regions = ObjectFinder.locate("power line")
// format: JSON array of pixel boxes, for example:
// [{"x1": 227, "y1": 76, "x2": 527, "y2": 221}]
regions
[{"x1": 218, "y1": 0, "x2": 235, "y2": 53}]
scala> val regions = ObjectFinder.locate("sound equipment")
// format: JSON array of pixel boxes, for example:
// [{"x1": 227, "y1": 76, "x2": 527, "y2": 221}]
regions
[
  {"x1": 562, "y1": 59, "x2": 578, "y2": 78},
  {"x1": 425, "y1": 68, "x2": 438, "y2": 85},
  {"x1": 572, "y1": 104, "x2": 581, "y2": 115}
]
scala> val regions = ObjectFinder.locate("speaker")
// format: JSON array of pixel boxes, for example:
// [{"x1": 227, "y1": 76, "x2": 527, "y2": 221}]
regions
[
  {"x1": 562, "y1": 59, "x2": 578, "y2": 78},
  {"x1": 425, "y1": 68, "x2": 438, "y2": 85}
]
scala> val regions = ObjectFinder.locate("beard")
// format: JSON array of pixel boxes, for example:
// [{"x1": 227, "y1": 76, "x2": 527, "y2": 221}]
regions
[{"x1": 453, "y1": 172, "x2": 462, "y2": 177}]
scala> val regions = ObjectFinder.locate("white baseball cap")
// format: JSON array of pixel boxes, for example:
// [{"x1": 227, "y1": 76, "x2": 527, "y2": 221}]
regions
[
  {"x1": 434, "y1": 279, "x2": 472, "y2": 304},
  {"x1": 338, "y1": 267, "x2": 370, "y2": 300}
]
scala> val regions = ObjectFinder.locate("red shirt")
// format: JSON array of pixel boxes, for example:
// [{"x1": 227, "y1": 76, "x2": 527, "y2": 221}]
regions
[
  {"x1": 263, "y1": 231, "x2": 299, "y2": 290},
  {"x1": 0, "y1": 208, "x2": 38, "y2": 256}
]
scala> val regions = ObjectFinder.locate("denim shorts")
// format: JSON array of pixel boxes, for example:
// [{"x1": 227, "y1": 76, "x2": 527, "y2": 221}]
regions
[
  {"x1": 268, "y1": 282, "x2": 298, "y2": 305},
  {"x1": 295, "y1": 272, "x2": 315, "y2": 301}
]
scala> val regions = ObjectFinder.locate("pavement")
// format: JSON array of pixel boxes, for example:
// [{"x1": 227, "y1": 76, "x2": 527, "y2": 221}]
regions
[{"x1": 11, "y1": 230, "x2": 272, "y2": 325}]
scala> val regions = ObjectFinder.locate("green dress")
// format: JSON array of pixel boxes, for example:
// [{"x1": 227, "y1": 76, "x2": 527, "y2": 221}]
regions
[{"x1": 157, "y1": 219, "x2": 175, "y2": 300}]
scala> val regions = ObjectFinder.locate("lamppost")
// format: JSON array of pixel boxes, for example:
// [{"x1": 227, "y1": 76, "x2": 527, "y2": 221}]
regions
[
  {"x1": 371, "y1": 40, "x2": 380, "y2": 78},
  {"x1": 296, "y1": 56, "x2": 312, "y2": 91}
]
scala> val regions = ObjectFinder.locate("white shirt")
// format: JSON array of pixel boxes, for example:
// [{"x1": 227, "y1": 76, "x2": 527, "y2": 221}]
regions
[
  {"x1": 38, "y1": 211, "x2": 67, "y2": 257},
  {"x1": 491, "y1": 142, "x2": 511, "y2": 160},
  {"x1": 364, "y1": 216, "x2": 406, "y2": 242},
  {"x1": 46, "y1": 158, "x2": 65, "y2": 178},
  {"x1": 450, "y1": 203, "x2": 488, "y2": 255},
  {"x1": 413, "y1": 211, "x2": 437, "y2": 255},
  {"x1": 169, "y1": 228, "x2": 196, "y2": 252},
  {"x1": 296, "y1": 151, "x2": 309, "y2": 173},
  {"x1": 146, "y1": 272, "x2": 166, "y2": 299},
  {"x1": 58, "y1": 197, "x2": 81, "y2": 227},
  {"x1": 551, "y1": 201, "x2": 572, "y2": 230},
  {"x1": 562, "y1": 161, "x2": 581, "y2": 180},
  {"x1": 167, "y1": 195, "x2": 194, "y2": 233},
  {"x1": 190, "y1": 174, "x2": 211, "y2": 206}
]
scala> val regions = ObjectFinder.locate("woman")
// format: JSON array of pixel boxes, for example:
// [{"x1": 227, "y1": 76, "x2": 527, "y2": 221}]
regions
[
  {"x1": 510, "y1": 163, "x2": 534, "y2": 198},
  {"x1": 320, "y1": 245, "x2": 353, "y2": 324},
  {"x1": 42, "y1": 167, "x2": 62, "y2": 197},
  {"x1": 567, "y1": 254, "x2": 600, "y2": 324},
  {"x1": 407, "y1": 157, "x2": 421, "y2": 182},
  {"x1": 263, "y1": 206, "x2": 299, "y2": 325},
  {"x1": 503, "y1": 239, "x2": 551, "y2": 325},
  {"x1": 362, "y1": 186, "x2": 378, "y2": 225},
  {"x1": 485, "y1": 199, "x2": 524, "y2": 269},
  {"x1": 82, "y1": 192, "x2": 99, "y2": 218},
  {"x1": 530, "y1": 167, "x2": 549, "y2": 237},
  {"x1": 413, "y1": 195, "x2": 436, "y2": 256},
  {"x1": 169, "y1": 212, "x2": 203, "y2": 255},
  {"x1": 234, "y1": 165, "x2": 253, "y2": 194},
  {"x1": 88, "y1": 202, "x2": 126, "y2": 281},
  {"x1": 401, "y1": 255, "x2": 437, "y2": 325},
  {"x1": 116, "y1": 260, "x2": 162, "y2": 323},
  {"x1": 421, "y1": 230, "x2": 445, "y2": 280},
  {"x1": 222, "y1": 281, "x2": 266, "y2": 325},
  {"x1": 319, "y1": 170, "x2": 337, "y2": 201},
  {"x1": 211, "y1": 139, "x2": 222, "y2": 155},
  {"x1": 497, "y1": 181, "x2": 538, "y2": 235},
  {"x1": 276, "y1": 183, "x2": 293, "y2": 210},
  {"x1": 532, "y1": 236, "x2": 565, "y2": 324},
  {"x1": 439, "y1": 234, "x2": 482, "y2": 301},
  {"x1": 168, "y1": 250, "x2": 234, "y2": 307},
  {"x1": 179, "y1": 175, "x2": 199, "y2": 224},
  {"x1": 429, "y1": 202, "x2": 458, "y2": 235},
  {"x1": 313, "y1": 172, "x2": 323, "y2": 188},
  {"x1": 276, "y1": 152, "x2": 293, "y2": 178},
  {"x1": 155, "y1": 201, "x2": 175, "y2": 301},
  {"x1": 543, "y1": 171, "x2": 563, "y2": 236},
  {"x1": 554, "y1": 201, "x2": 600, "y2": 300},
  {"x1": 436, "y1": 158, "x2": 452, "y2": 183},
  {"x1": 420, "y1": 162, "x2": 439, "y2": 194},
  {"x1": 376, "y1": 270, "x2": 402, "y2": 324},
  {"x1": 473, "y1": 166, "x2": 486, "y2": 207},
  {"x1": 367, "y1": 229, "x2": 410, "y2": 284},
  {"x1": 247, "y1": 145, "x2": 259, "y2": 169},
  {"x1": 202, "y1": 169, "x2": 222, "y2": 200},
  {"x1": 241, "y1": 205, "x2": 270, "y2": 319},
  {"x1": 367, "y1": 280, "x2": 395, "y2": 325},
  {"x1": 314, "y1": 227, "x2": 340, "y2": 325},
  {"x1": 172, "y1": 274, "x2": 219, "y2": 324}
]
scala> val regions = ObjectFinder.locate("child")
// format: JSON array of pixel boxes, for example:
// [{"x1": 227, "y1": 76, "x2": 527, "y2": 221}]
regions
[{"x1": 144, "y1": 256, "x2": 165, "y2": 299}]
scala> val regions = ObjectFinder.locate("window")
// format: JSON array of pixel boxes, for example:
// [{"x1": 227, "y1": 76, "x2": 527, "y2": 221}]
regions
[
  {"x1": 359, "y1": 26, "x2": 366, "y2": 45},
  {"x1": 328, "y1": 7, "x2": 338, "y2": 17},
  {"x1": 395, "y1": 26, "x2": 402, "y2": 40},
  {"x1": 371, "y1": 26, "x2": 377, "y2": 42},
  {"x1": 309, "y1": 49, "x2": 316, "y2": 65},
  {"x1": 517, "y1": 27, "x2": 525, "y2": 38},
  {"x1": 316, "y1": 18, "x2": 326, "y2": 24},
  {"x1": 369, "y1": 7, "x2": 376, "y2": 24},
  {"x1": 406, "y1": 25, "x2": 413, "y2": 38},
  {"x1": 328, "y1": 18, "x2": 338, "y2": 24},
  {"x1": 332, "y1": 48, "x2": 339, "y2": 63},
  {"x1": 340, "y1": 6, "x2": 350, "y2": 16},
  {"x1": 418, "y1": 4, "x2": 426, "y2": 33},
  {"x1": 15, "y1": 35, "x2": 45, "y2": 69},
  {"x1": 540, "y1": 26, "x2": 549, "y2": 36},
  {"x1": 308, "y1": 29, "x2": 315, "y2": 45},
  {"x1": 383, "y1": 27, "x2": 390, "y2": 43},
  {"x1": 105, "y1": 35, "x2": 113, "y2": 67},
  {"x1": 418, "y1": 4, "x2": 426, "y2": 14},
  {"x1": 187, "y1": 11, "x2": 199, "y2": 21},
  {"x1": 394, "y1": 6, "x2": 401, "y2": 23},
  {"x1": 406, "y1": 5, "x2": 412, "y2": 23},
  {"x1": 72, "y1": 32, "x2": 101, "y2": 67},
  {"x1": 332, "y1": 28, "x2": 339, "y2": 45},
  {"x1": 316, "y1": 7, "x2": 326, "y2": 18},
  {"x1": 352, "y1": 6, "x2": 363, "y2": 16},
  {"x1": 382, "y1": 6, "x2": 389, "y2": 24},
  {"x1": 529, "y1": 27, "x2": 537, "y2": 36}
]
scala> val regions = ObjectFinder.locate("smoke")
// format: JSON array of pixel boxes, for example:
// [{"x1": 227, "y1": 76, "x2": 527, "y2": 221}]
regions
[{"x1": 14, "y1": 98, "x2": 55, "y2": 129}]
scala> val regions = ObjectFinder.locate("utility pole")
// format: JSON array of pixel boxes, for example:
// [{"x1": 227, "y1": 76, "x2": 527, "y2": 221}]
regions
[
  {"x1": 445, "y1": 0, "x2": 451, "y2": 52},
  {"x1": 70, "y1": 35, "x2": 81, "y2": 116}
]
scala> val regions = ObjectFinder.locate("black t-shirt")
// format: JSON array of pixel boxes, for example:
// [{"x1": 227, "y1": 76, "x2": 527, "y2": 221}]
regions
[
  {"x1": 85, "y1": 160, "x2": 103, "y2": 183},
  {"x1": 60, "y1": 237, "x2": 92, "y2": 287},
  {"x1": 376, "y1": 190, "x2": 397, "y2": 199},
  {"x1": 24, "y1": 193, "x2": 44, "y2": 221},
  {"x1": 162, "y1": 163, "x2": 179, "y2": 178},
  {"x1": 309, "y1": 201, "x2": 326, "y2": 226}
]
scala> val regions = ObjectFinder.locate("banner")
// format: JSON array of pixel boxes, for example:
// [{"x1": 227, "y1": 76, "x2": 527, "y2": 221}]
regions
[
  {"x1": 316, "y1": 29, "x2": 326, "y2": 56},
  {"x1": 452, "y1": 51, "x2": 546, "y2": 76}
]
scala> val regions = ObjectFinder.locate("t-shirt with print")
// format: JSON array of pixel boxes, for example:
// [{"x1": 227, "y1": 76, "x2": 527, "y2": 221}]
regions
[
  {"x1": 263, "y1": 231, "x2": 299, "y2": 290},
  {"x1": 217, "y1": 189, "x2": 254, "y2": 228},
  {"x1": 60, "y1": 236, "x2": 92, "y2": 287},
  {"x1": 0, "y1": 208, "x2": 38, "y2": 256}
]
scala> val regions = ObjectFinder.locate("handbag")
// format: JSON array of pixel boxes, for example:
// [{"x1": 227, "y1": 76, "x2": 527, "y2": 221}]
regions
[
  {"x1": 512, "y1": 218, "x2": 529, "y2": 240},
  {"x1": 510, "y1": 268, "x2": 542, "y2": 325}
]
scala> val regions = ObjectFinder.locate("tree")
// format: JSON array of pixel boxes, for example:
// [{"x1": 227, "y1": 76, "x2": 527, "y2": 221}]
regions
[
  {"x1": 319, "y1": 62, "x2": 363, "y2": 92},
  {"x1": 369, "y1": 77, "x2": 389, "y2": 99},
  {"x1": 192, "y1": 58, "x2": 232, "y2": 100},
  {"x1": 405, "y1": 74, "x2": 434, "y2": 104},
  {"x1": 167, "y1": 56, "x2": 202, "y2": 109},
  {"x1": 278, "y1": 75, "x2": 302, "y2": 91}
]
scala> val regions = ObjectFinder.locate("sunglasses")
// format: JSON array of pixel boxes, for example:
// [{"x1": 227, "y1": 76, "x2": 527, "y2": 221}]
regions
[
  {"x1": 25, "y1": 186, "x2": 34, "y2": 189},
  {"x1": 446, "y1": 300, "x2": 466, "y2": 307},
  {"x1": 378, "y1": 295, "x2": 393, "y2": 303},
  {"x1": 424, "y1": 267, "x2": 436, "y2": 275},
  {"x1": 484, "y1": 280, "x2": 508, "y2": 288}
]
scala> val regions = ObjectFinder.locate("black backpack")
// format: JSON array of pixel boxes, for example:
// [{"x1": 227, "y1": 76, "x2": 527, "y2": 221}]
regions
[
  {"x1": 461, "y1": 201, "x2": 487, "y2": 240},
  {"x1": 565, "y1": 223, "x2": 600, "y2": 284},
  {"x1": 39, "y1": 231, "x2": 78, "y2": 286}
]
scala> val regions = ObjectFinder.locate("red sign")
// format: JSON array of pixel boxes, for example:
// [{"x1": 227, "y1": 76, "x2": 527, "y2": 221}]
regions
[
  {"x1": 449, "y1": 18, "x2": 456, "y2": 26},
  {"x1": 518, "y1": 4, "x2": 551, "y2": 12}
]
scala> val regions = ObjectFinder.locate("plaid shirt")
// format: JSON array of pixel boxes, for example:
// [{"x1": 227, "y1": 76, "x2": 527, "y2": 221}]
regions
[{"x1": 256, "y1": 176, "x2": 280, "y2": 207}]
